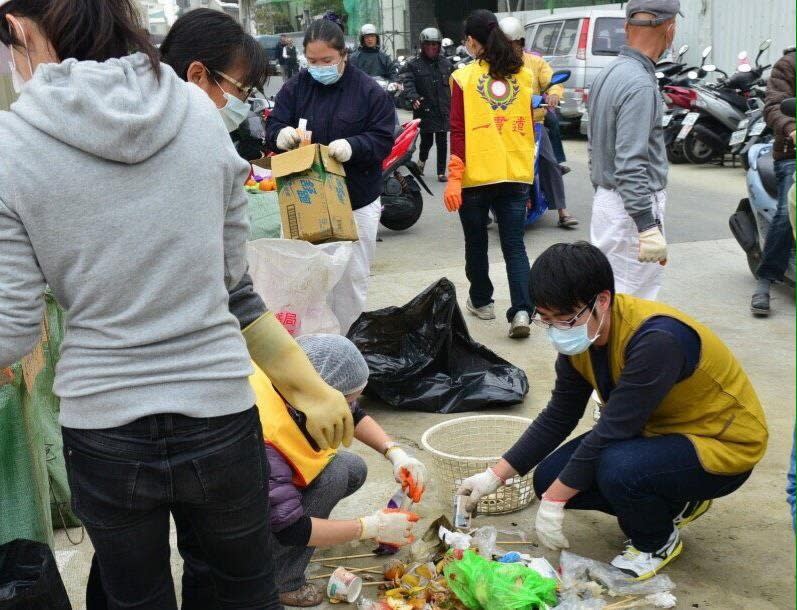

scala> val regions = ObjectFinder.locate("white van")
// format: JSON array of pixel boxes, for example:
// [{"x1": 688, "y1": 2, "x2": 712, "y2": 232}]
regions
[{"x1": 524, "y1": 9, "x2": 626, "y2": 130}]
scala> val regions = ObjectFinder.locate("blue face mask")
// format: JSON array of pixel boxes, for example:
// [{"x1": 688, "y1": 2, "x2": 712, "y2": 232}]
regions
[
  {"x1": 308, "y1": 60, "x2": 343, "y2": 85},
  {"x1": 546, "y1": 303, "x2": 605, "y2": 356}
]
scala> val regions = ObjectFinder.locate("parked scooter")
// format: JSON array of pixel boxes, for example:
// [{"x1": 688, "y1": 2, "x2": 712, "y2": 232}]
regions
[
  {"x1": 729, "y1": 99, "x2": 795, "y2": 286},
  {"x1": 380, "y1": 119, "x2": 433, "y2": 231},
  {"x1": 677, "y1": 40, "x2": 772, "y2": 164}
]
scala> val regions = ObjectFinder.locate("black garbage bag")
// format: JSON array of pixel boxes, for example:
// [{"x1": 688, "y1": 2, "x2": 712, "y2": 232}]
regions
[
  {"x1": 0, "y1": 539, "x2": 71, "y2": 609},
  {"x1": 348, "y1": 278, "x2": 529, "y2": 413}
]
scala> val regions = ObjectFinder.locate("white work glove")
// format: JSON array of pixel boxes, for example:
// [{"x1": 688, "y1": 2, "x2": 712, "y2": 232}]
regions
[
  {"x1": 276, "y1": 126, "x2": 301, "y2": 151},
  {"x1": 328, "y1": 138, "x2": 352, "y2": 162},
  {"x1": 386, "y1": 446, "x2": 428, "y2": 503},
  {"x1": 456, "y1": 468, "x2": 504, "y2": 514},
  {"x1": 638, "y1": 226, "x2": 668, "y2": 263},
  {"x1": 535, "y1": 497, "x2": 570, "y2": 550},
  {"x1": 359, "y1": 509, "x2": 420, "y2": 546}
]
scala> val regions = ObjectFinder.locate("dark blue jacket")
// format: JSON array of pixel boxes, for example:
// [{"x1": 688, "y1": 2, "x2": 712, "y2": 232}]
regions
[{"x1": 265, "y1": 65, "x2": 395, "y2": 210}]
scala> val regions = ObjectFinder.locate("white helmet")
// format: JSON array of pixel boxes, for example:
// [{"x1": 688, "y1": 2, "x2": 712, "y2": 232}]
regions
[
  {"x1": 360, "y1": 23, "x2": 378, "y2": 37},
  {"x1": 442, "y1": 37, "x2": 454, "y2": 48},
  {"x1": 499, "y1": 16, "x2": 525, "y2": 42}
]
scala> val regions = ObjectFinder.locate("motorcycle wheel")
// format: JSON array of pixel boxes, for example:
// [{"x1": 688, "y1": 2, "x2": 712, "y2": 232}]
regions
[
  {"x1": 380, "y1": 184, "x2": 423, "y2": 231},
  {"x1": 682, "y1": 131, "x2": 716, "y2": 164},
  {"x1": 667, "y1": 140, "x2": 688, "y2": 164}
]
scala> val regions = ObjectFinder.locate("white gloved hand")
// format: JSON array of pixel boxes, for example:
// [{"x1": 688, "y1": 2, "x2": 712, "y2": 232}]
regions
[
  {"x1": 328, "y1": 138, "x2": 352, "y2": 162},
  {"x1": 359, "y1": 509, "x2": 420, "y2": 546},
  {"x1": 456, "y1": 468, "x2": 504, "y2": 514},
  {"x1": 276, "y1": 126, "x2": 301, "y2": 151},
  {"x1": 386, "y1": 446, "x2": 428, "y2": 502},
  {"x1": 535, "y1": 497, "x2": 570, "y2": 550},
  {"x1": 638, "y1": 226, "x2": 668, "y2": 263}
]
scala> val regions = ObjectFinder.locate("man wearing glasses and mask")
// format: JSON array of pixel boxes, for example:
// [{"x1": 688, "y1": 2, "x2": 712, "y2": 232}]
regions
[{"x1": 457, "y1": 242, "x2": 768, "y2": 580}]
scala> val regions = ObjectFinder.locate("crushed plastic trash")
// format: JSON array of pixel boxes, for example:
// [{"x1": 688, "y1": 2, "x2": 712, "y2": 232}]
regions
[
  {"x1": 438, "y1": 525, "x2": 471, "y2": 551},
  {"x1": 557, "y1": 551, "x2": 677, "y2": 608},
  {"x1": 470, "y1": 526, "x2": 497, "y2": 559}
]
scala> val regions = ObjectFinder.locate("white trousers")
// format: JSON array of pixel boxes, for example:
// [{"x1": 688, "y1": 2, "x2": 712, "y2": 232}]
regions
[
  {"x1": 590, "y1": 187, "x2": 667, "y2": 301},
  {"x1": 330, "y1": 199, "x2": 381, "y2": 334}
]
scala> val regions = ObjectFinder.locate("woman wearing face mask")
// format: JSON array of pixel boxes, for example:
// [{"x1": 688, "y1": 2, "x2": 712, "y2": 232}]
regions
[
  {"x1": 458, "y1": 242, "x2": 768, "y2": 581},
  {"x1": 264, "y1": 18, "x2": 395, "y2": 334},
  {"x1": 445, "y1": 9, "x2": 536, "y2": 340},
  {"x1": 160, "y1": 9, "x2": 268, "y2": 160},
  {"x1": 0, "y1": 0, "x2": 282, "y2": 607}
]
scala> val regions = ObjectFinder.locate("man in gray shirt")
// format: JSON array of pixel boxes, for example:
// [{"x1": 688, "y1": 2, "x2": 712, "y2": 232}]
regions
[{"x1": 588, "y1": 0, "x2": 681, "y2": 300}]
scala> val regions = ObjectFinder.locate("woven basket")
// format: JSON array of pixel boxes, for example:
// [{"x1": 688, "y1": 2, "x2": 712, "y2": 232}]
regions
[{"x1": 421, "y1": 415, "x2": 535, "y2": 515}]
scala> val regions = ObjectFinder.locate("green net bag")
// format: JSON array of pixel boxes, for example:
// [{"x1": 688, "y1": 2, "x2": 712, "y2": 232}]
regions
[{"x1": 444, "y1": 551, "x2": 558, "y2": 610}]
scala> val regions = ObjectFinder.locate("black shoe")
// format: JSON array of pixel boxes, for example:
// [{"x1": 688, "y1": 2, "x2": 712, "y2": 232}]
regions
[
  {"x1": 559, "y1": 163, "x2": 571, "y2": 175},
  {"x1": 438, "y1": 174, "x2": 448, "y2": 182},
  {"x1": 750, "y1": 292, "x2": 770, "y2": 316}
]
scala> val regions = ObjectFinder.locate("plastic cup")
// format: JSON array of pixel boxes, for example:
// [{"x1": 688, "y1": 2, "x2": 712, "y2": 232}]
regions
[{"x1": 327, "y1": 567, "x2": 362, "y2": 603}]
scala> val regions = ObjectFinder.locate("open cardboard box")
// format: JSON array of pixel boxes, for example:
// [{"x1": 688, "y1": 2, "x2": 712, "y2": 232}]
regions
[{"x1": 271, "y1": 144, "x2": 358, "y2": 244}]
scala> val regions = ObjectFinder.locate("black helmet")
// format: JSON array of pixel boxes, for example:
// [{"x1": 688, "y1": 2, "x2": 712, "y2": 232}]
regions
[{"x1": 419, "y1": 27, "x2": 442, "y2": 45}]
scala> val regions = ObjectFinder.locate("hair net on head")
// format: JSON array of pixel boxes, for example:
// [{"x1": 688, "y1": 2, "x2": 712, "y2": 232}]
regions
[{"x1": 296, "y1": 334, "x2": 370, "y2": 396}]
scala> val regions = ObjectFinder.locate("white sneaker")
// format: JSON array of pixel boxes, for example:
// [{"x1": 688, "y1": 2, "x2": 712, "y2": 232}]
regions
[
  {"x1": 466, "y1": 299, "x2": 495, "y2": 320},
  {"x1": 508, "y1": 310, "x2": 530, "y2": 338},
  {"x1": 610, "y1": 529, "x2": 683, "y2": 581}
]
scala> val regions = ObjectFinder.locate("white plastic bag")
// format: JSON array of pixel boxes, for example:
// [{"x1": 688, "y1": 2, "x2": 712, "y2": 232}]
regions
[{"x1": 247, "y1": 238, "x2": 353, "y2": 336}]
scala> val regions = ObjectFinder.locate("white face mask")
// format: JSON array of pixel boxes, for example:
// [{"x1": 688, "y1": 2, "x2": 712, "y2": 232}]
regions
[
  {"x1": 5, "y1": 17, "x2": 34, "y2": 94},
  {"x1": 211, "y1": 74, "x2": 251, "y2": 131}
]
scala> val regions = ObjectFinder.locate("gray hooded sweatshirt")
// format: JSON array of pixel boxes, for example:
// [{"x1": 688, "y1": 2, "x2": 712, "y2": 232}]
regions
[{"x1": 0, "y1": 53, "x2": 255, "y2": 428}]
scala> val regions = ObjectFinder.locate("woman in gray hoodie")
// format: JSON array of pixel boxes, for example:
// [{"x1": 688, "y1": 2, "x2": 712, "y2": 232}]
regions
[{"x1": 0, "y1": 1, "x2": 280, "y2": 607}]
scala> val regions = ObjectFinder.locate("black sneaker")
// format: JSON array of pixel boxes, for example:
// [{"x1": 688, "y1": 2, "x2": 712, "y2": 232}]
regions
[{"x1": 750, "y1": 292, "x2": 770, "y2": 316}]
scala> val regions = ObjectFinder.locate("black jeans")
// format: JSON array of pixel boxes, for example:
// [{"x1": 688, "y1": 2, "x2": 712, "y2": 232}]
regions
[
  {"x1": 66, "y1": 407, "x2": 281, "y2": 610},
  {"x1": 544, "y1": 110, "x2": 566, "y2": 164},
  {"x1": 459, "y1": 182, "x2": 532, "y2": 321},
  {"x1": 756, "y1": 158, "x2": 795, "y2": 282},
  {"x1": 533, "y1": 432, "x2": 752, "y2": 552},
  {"x1": 419, "y1": 131, "x2": 448, "y2": 175}
]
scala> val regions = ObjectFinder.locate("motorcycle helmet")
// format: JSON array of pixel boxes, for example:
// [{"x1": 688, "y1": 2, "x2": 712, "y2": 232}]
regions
[
  {"x1": 442, "y1": 37, "x2": 454, "y2": 48},
  {"x1": 499, "y1": 16, "x2": 525, "y2": 42},
  {"x1": 360, "y1": 23, "x2": 379, "y2": 47},
  {"x1": 419, "y1": 27, "x2": 442, "y2": 45}
]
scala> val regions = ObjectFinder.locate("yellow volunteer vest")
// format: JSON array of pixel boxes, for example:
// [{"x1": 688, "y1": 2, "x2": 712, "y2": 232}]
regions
[
  {"x1": 250, "y1": 363, "x2": 336, "y2": 488},
  {"x1": 569, "y1": 295, "x2": 768, "y2": 475},
  {"x1": 452, "y1": 60, "x2": 535, "y2": 188},
  {"x1": 522, "y1": 53, "x2": 563, "y2": 124}
]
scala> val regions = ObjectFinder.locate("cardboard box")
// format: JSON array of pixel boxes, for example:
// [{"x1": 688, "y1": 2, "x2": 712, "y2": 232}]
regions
[{"x1": 271, "y1": 144, "x2": 358, "y2": 244}]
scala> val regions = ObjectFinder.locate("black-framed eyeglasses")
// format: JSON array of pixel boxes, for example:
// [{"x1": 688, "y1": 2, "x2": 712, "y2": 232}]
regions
[{"x1": 531, "y1": 295, "x2": 598, "y2": 330}]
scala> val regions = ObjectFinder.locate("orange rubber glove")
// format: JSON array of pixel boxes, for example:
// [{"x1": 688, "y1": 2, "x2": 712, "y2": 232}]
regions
[{"x1": 444, "y1": 155, "x2": 465, "y2": 212}]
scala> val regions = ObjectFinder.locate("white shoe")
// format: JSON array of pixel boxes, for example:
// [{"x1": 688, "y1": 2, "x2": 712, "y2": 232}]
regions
[
  {"x1": 610, "y1": 529, "x2": 683, "y2": 581},
  {"x1": 508, "y1": 310, "x2": 530, "y2": 338},
  {"x1": 466, "y1": 299, "x2": 495, "y2": 320}
]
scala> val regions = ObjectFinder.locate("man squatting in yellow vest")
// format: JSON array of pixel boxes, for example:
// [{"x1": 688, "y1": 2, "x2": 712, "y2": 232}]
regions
[{"x1": 457, "y1": 241, "x2": 768, "y2": 580}]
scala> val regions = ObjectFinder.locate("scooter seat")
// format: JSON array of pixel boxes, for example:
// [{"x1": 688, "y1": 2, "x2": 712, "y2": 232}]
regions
[
  {"x1": 756, "y1": 152, "x2": 779, "y2": 200},
  {"x1": 716, "y1": 88, "x2": 750, "y2": 112}
]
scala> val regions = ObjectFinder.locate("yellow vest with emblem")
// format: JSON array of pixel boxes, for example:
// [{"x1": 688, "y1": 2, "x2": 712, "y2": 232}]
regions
[
  {"x1": 569, "y1": 294, "x2": 768, "y2": 475},
  {"x1": 451, "y1": 60, "x2": 535, "y2": 188},
  {"x1": 250, "y1": 362, "x2": 336, "y2": 488}
]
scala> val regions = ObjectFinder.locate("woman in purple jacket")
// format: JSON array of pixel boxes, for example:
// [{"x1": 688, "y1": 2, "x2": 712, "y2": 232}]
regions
[
  {"x1": 265, "y1": 18, "x2": 396, "y2": 334},
  {"x1": 264, "y1": 334, "x2": 428, "y2": 606}
]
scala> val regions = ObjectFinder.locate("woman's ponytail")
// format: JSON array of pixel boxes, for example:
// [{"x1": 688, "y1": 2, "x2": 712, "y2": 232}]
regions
[{"x1": 464, "y1": 9, "x2": 522, "y2": 81}]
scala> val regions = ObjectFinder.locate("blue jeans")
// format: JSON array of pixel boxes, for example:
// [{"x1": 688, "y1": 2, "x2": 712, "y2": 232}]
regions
[
  {"x1": 533, "y1": 433, "x2": 752, "y2": 552},
  {"x1": 459, "y1": 183, "x2": 532, "y2": 321},
  {"x1": 68, "y1": 407, "x2": 281, "y2": 610},
  {"x1": 756, "y1": 158, "x2": 796, "y2": 282}
]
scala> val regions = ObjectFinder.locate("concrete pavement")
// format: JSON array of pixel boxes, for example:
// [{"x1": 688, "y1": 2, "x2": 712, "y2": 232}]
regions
[{"x1": 54, "y1": 131, "x2": 796, "y2": 609}]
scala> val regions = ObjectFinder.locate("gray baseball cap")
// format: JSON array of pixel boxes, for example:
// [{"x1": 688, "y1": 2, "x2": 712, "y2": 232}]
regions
[{"x1": 626, "y1": 0, "x2": 684, "y2": 26}]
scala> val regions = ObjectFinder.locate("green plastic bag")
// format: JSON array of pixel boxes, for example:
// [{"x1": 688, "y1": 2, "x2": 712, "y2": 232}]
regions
[{"x1": 444, "y1": 550, "x2": 558, "y2": 610}]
